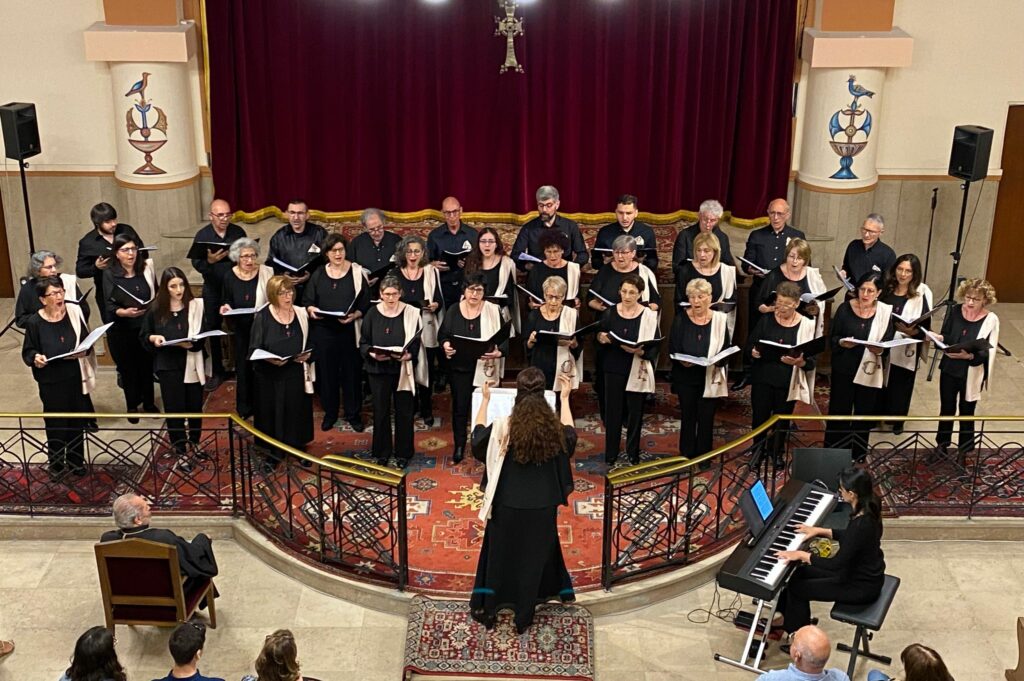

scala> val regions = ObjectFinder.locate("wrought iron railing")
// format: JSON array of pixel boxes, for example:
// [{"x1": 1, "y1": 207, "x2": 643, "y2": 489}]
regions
[
  {"x1": 0, "y1": 413, "x2": 408, "y2": 590},
  {"x1": 601, "y1": 415, "x2": 1024, "y2": 589}
]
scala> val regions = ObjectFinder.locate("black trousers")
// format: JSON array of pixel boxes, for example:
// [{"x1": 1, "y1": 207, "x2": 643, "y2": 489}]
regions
[
  {"x1": 676, "y1": 382, "x2": 718, "y2": 459},
  {"x1": 883, "y1": 364, "x2": 917, "y2": 430},
  {"x1": 417, "y1": 349, "x2": 436, "y2": 419},
  {"x1": 449, "y1": 370, "x2": 475, "y2": 448},
  {"x1": 745, "y1": 277, "x2": 767, "y2": 371},
  {"x1": 203, "y1": 292, "x2": 226, "y2": 376},
  {"x1": 779, "y1": 564, "x2": 883, "y2": 634},
  {"x1": 594, "y1": 346, "x2": 607, "y2": 421},
  {"x1": 38, "y1": 381, "x2": 91, "y2": 472},
  {"x1": 751, "y1": 382, "x2": 796, "y2": 459},
  {"x1": 824, "y1": 372, "x2": 880, "y2": 460},
  {"x1": 368, "y1": 373, "x2": 414, "y2": 462},
  {"x1": 231, "y1": 327, "x2": 255, "y2": 417},
  {"x1": 107, "y1": 325, "x2": 154, "y2": 411},
  {"x1": 311, "y1": 326, "x2": 363, "y2": 423},
  {"x1": 603, "y1": 373, "x2": 644, "y2": 463},
  {"x1": 157, "y1": 370, "x2": 204, "y2": 453},
  {"x1": 936, "y1": 371, "x2": 979, "y2": 451}
]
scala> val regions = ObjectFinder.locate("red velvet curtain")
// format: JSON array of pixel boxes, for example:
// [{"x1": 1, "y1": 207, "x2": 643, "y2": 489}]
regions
[{"x1": 206, "y1": 0, "x2": 795, "y2": 219}]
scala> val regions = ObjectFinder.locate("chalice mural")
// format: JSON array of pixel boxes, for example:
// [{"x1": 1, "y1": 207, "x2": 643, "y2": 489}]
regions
[
  {"x1": 828, "y1": 74, "x2": 874, "y2": 180},
  {"x1": 124, "y1": 72, "x2": 169, "y2": 175}
]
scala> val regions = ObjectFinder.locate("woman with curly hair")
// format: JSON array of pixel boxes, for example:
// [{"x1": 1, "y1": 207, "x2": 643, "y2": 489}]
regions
[
  {"x1": 59, "y1": 626, "x2": 127, "y2": 681},
  {"x1": 469, "y1": 368, "x2": 577, "y2": 634}
]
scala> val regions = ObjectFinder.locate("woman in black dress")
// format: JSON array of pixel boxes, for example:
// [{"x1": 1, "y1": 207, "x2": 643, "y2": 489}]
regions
[
  {"x1": 824, "y1": 272, "x2": 895, "y2": 461},
  {"x1": 775, "y1": 467, "x2": 885, "y2": 641},
  {"x1": 103, "y1": 233, "x2": 157, "y2": 421},
  {"x1": 933, "y1": 278, "x2": 999, "y2": 461},
  {"x1": 470, "y1": 368, "x2": 576, "y2": 634},
  {"x1": 596, "y1": 273, "x2": 660, "y2": 466},
  {"x1": 463, "y1": 227, "x2": 518, "y2": 331},
  {"x1": 16, "y1": 249, "x2": 89, "y2": 328},
  {"x1": 394, "y1": 234, "x2": 443, "y2": 426},
  {"x1": 757, "y1": 239, "x2": 827, "y2": 334},
  {"x1": 669, "y1": 278, "x2": 730, "y2": 461},
  {"x1": 219, "y1": 237, "x2": 273, "y2": 418},
  {"x1": 359, "y1": 275, "x2": 423, "y2": 468},
  {"x1": 524, "y1": 230, "x2": 581, "y2": 310},
  {"x1": 523, "y1": 276, "x2": 582, "y2": 392},
  {"x1": 438, "y1": 273, "x2": 508, "y2": 464},
  {"x1": 746, "y1": 281, "x2": 819, "y2": 465},
  {"x1": 674, "y1": 232, "x2": 737, "y2": 334},
  {"x1": 142, "y1": 267, "x2": 207, "y2": 459},
  {"x1": 880, "y1": 254, "x2": 933, "y2": 435},
  {"x1": 302, "y1": 232, "x2": 369, "y2": 432},
  {"x1": 22, "y1": 276, "x2": 97, "y2": 477},
  {"x1": 248, "y1": 275, "x2": 314, "y2": 470}
]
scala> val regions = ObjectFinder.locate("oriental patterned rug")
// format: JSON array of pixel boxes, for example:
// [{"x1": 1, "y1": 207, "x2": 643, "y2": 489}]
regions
[{"x1": 403, "y1": 595, "x2": 594, "y2": 681}]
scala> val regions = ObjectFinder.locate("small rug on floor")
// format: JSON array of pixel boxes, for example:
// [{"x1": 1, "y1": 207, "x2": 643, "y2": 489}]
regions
[{"x1": 403, "y1": 595, "x2": 595, "y2": 681}]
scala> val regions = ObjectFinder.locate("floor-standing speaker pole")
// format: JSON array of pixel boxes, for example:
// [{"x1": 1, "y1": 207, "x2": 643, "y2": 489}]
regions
[{"x1": 17, "y1": 158, "x2": 35, "y2": 254}]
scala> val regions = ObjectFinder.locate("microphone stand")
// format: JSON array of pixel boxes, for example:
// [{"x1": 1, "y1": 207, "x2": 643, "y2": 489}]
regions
[
  {"x1": 927, "y1": 180, "x2": 972, "y2": 381},
  {"x1": 923, "y1": 187, "x2": 938, "y2": 281}
]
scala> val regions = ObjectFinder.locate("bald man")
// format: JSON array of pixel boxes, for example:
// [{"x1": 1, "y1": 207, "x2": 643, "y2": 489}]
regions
[
  {"x1": 756, "y1": 625, "x2": 850, "y2": 680},
  {"x1": 190, "y1": 199, "x2": 247, "y2": 389},
  {"x1": 427, "y1": 196, "x2": 478, "y2": 309}
]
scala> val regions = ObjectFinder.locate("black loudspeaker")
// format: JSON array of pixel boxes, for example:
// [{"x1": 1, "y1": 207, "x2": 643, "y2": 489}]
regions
[
  {"x1": 0, "y1": 102, "x2": 41, "y2": 161},
  {"x1": 948, "y1": 125, "x2": 993, "y2": 182}
]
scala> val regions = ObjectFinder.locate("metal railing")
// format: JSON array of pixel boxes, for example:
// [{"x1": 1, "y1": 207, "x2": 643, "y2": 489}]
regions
[{"x1": 0, "y1": 412, "x2": 408, "y2": 590}]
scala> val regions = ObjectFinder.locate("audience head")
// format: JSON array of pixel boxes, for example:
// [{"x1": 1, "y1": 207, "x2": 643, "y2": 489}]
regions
[
  {"x1": 536, "y1": 185, "x2": 560, "y2": 221},
  {"x1": 28, "y1": 249, "x2": 61, "y2": 278},
  {"x1": 64, "y1": 625, "x2": 127, "y2": 681},
  {"x1": 397, "y1": 234, "x2": 429, "y2": 267},
  {"x1": 956, "y1": 277, "x2": 996, "y2": 308},
  {"x1": 229, "y1": 237, "x2": 261, "y2": 264},
  {"x1": 285, "y1": 199, "x2": 309, "y2": 232},
  {"x1": 901, "y1": 643, "x2": 954, "y2": 681},
  {"x1": 441, "y1": 196, "x2": 462, "y2": 229},
  {"x1": 254, "y1": 629, "x2": 302, "y2": 681},
  {"x1": 266, "y1": 275, "x2": 296, "y2": 308},
  {"x1": 321, "y1": 232, "x2": 349, "y2": 263},
  {"x1": 510, "y1": 366, "x2": 565, "y2": 464},
  {"x1": 615, "y1": 194, "x2": 639, "y2": 228},
  {"x1": 839, "y1": 467, "x2": 881, "y2": 526},
  {"x1": 112, "y1": 493, "x2": 152, "y2": 530},
  {"x1": 209, "y1": 198, "x2": 233, "y2": 228},
  {"x1": 169, "y1": 620, "x2": 207, "y2": 669},
  {"x1": 360, "y1": 207, "x2": 387, "y2": 240},
  {"x1": 861, "y1": 213, "x2": 885, "y2": 246},
  {"x1": 789, "y1": 625, "x2": 832, "y2": 674},
  {"x1": 784, "y1": 238, "x2": 812, "y2": 268},
  {"x1": 767, "y1": 198, "x2": 791, "y2": 231},
  {"x1": 698, "y1": 199, "x2": 724, "y2": 230},
  {"x1": 90, "y1": 202, "x2": 118, "y2": 234},
  {"x1": 692, "y1": 231, "x2": 722, "y2": 267},
  {"x1": 885, "y1": 254, "x2": 923, "y2": 299}
]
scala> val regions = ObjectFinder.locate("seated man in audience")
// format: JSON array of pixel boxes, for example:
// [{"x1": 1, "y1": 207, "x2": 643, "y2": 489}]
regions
[
  {"x1": 101, "y1": 493, "x2": 219, "y2": 597},
  {"x1": 757, "y1": 625, "x2": 849, "y2": 681},
  {"x1": 152, "y1": 621, "x2": 224, "y2": 681}
]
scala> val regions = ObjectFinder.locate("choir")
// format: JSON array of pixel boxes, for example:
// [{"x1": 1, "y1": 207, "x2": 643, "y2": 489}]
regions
[{"x1": 20, "y1": 197, "x2": 1003, "y2": 477}]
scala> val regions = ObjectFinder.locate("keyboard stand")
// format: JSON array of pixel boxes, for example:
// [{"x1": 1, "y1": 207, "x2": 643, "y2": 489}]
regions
[{"x1": 713, "y1": 595, "x2": 780, "y2": 674}]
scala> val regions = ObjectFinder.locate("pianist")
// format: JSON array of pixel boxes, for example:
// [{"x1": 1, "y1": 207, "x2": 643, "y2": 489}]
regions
[{"x1": 774, "y1": 468, "x2": 885, "y2": 648}]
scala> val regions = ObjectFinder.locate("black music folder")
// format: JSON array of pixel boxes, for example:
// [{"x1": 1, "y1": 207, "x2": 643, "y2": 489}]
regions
[
  {"x1": 755, "y1": 335, "x2": 827, "y2": 360},
  {"x1": 450, "y1": 319, "x2": 513, "y2": 360}
]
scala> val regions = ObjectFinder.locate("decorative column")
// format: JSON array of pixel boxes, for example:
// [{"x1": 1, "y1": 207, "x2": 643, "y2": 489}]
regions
[{"x1": 792, "y1": 0, "x2": 914, "y2": 268}]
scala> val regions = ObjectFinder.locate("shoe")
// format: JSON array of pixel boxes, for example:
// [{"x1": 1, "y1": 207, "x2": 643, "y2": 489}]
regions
[
  {"x1": 470, "y1": 608, "x2": 496, "y2": 630},
  {"x1": 731, "y1": 374, "x2": 752, "y2": 391},
  {"x1": 321, "y1": 415, "x2": 337, "y2": 432},
  {"x1": 127, "y1": 408, "x2": 140, "y2": 425},
  {"x1": 892, "y1": 424, "x2": 904, "y2": 435},
  {"x1": 85, "y1": 420, "x2": 99, "y2": 433},
  {"x1": 204, "y1": 374, "x2": 225, "y2": 392},
  {"x1": 70, "y1": 466, "x2": 88, "y2": 478},
  {"x1": 452, "y1": 446, "x2": 464, "y2": 464},
  {"x1": 422, "y1": 416, "x2": 435, "y2": 428},
  {"x1": 398, "y1": 457, "x2": 412, "y2": 469},
  {"x1": 628, "y1": 453, "x2": 641, "y2": 466},
  {"x1": 299, "y1": 457, "x2": 313, "y2": 469},
  {"x1": 434, "y1": 376, "x2": 448, "y2": 394},
  {"x1": 348, "y1": 419, "x2": 365, "y2": 433}
]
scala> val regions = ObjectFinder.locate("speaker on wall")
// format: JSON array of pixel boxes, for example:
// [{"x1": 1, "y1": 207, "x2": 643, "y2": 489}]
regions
[
  {"x1": 0, "y1": 102, "x2": 41, "y2": 161},
  {"x1": 948, "y1": 125, "x2": 993, "y2": 182}
]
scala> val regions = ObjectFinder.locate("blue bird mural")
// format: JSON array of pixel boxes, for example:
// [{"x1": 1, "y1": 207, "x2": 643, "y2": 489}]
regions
[
  {"x1": 847, "y1": 74, "x2": 875, "y2": 108},
  {"x1": 124, "y1": 72, "x2": 151, "y2": 101}
]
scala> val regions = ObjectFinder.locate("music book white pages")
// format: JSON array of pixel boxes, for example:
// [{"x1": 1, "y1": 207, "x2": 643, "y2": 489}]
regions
[
  {"x1": 833, "y1": 265, "x2": 855, "y2": 292},
  {"x1": 842, "y1": 337, "x2": 921, "y2": 349},
  {"x1": 249, "y1": 347, "x2": 309, "y2": 362},
  {"x1": 587, "y1": 289, "x2": 615, "y2": 307},
  {"x1": 66, "y1": 287, "x2": 93, "y2": 305},
  {"x1": 738, "y1": 256, "x2": 769, "y2": 275},
  {"x1": 222, "y1": 303, "x2": 269, "y2": 317},
  {"x1": 160, "y1": 330, "x2": 230, "y2": 347},
  {"x1": 516, "y1": 252, "x2": 542, "y2": 263},
  {"x1": 116, "y1": 285, "x2": 155, "y2": 306},
  {"x1": 471, "y1": 387, "x2": 557, "y2": 426},
  {"x1": 45, "y1": 322, "x2": 114, "y2": 361},
  {"x1": 670, "y1": 345, "x2": 741, "y2": 367},
  {"x1": 515, "y1": 284, "x2": 544, "y2": 303}
]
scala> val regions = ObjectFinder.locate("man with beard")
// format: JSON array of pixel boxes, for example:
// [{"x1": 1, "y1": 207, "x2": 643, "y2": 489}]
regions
[
  {"x1": 591, "y1": 194, "x2": 658, "y2": 272},
  {"x1": 511, "y1": 185, "x2": 588, "y2": 271},
  {"x1": 267, "y1": 199, "x2": 327, "y2": 300}
]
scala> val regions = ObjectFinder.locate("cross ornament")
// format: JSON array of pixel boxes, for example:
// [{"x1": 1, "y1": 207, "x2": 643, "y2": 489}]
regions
[{"x1": 495, "y1": 0, "x2": 524, "y2": 74}]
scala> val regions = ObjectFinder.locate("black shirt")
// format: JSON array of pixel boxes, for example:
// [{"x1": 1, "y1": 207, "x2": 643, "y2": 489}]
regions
[
  {"x1": 599, "y1": 307, "x2": 658, "y2": 376},
  {"x1": 267, "y1": 222, "x2": 328, "y2": 275},
  {"x1": 525, "y1": 261, "x2": 577, "y2": 306},
  {"x1": 395, "y1": 268, "x2": 443, "y2": 308},
  {"x1": 22, "y1": 313, "x2": 81, "y2": 384},
  {"x1": 141, "y1": 308, "x2": 203, "y2": 373},
  {"x1": 76, "y1": 223, "x2": 144, "y2": 321},
  {"x1": 190, "y1": 222, "x2": 247, "y2": 299},
  {"x1": 437, "y1": 304, "x2": 510, "y2": 373},
  {"x1": 427, "y1": 223, "x2": 478, "y2": 286},
  {"x1": 510, "y1": 215, "x2": 588, "y2": 270},
  {"x1": 841, "y1": 239, "x2": 896, "y2": 284},
  {"x1": 745, "y1": 315, "x2": 817, "y2": 387},
  {"x1": 16, "y1": 277, "x2": 90, "y2": 329},
  {"x1": 672, "y1": 224, "x2": 735, "y2": 270},
  {"x1": 220, "y1": 269, "x2": 261, "y2": 334},
  {"x1": 301, "y1": 265, "x2": 368, "y2": 328},
  {"x1": 589, "y1": 266, "x2": 661, "y2": 308},
  {"x1": 523, "y1": 309, "x2": 581, "y2": 381},
  {"x1": 939, "y1": 305, "x2": 990, "y2": 378},
  {"x1": 675, "y1": 262, "x2": 735, "y2": 306},
  {"x1": 471, "y1": 424, "x2": 576, "y2": 509},
  {"x1": 103, "y1": 267, "x2": 153, "y2": 331},
  {"x1": 759, "y1": 268, "x2": 812, "y2": 307},
  {"x1": 829, "y1": 303, "x2": 895, "y2": 376},
  {"x1": 669, "y1": 312, "x2": 724, "y2": 387},
  {"x1": 591, "y1": 221, "x2": 659, "y2": 272},
  {"x1": 249, "y1": 306, "x2": 305, "y2": 379},
  {"x1": 349, "y1": 231, "x2": 402, "y2": 276},
  {"x1": 358, "y1": 306, "x2": 422, "y2": 376},
  {"x1": 741, "y1": 224, "x2": 805, "y2": 273}
]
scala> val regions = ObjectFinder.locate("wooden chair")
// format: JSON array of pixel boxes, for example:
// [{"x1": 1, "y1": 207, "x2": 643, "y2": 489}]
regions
[
  {"x1": 1007, "y1": 616, "x2": 1024, "y2": 681},
  {"x1": 94, "y1": 538, "x2": 217, "y2": 631}
]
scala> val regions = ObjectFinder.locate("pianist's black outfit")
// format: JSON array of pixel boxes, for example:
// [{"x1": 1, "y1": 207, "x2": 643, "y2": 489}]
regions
[
  {"x1": 22, "y1": 313, "x2": 93, "y2": 475},
  {"x1": 248, "y1": 307, "x2": 313, "y2": 466},
  {"x1": 359, "y1": 306, "x2": 422, "y2": 466},
  {"x1": 103, "y1": 266, "x2": 156, "y2": 413},
  {"x1": 190, "y1": 222, "x2": 246, "y2": 379},
  {"x1": 267, "y1": 222, "x2": 328, "y2": 299},
  {"x1": 302, "y1": 265, "x2": 368, "y2": 431},
  {"x1": 141, "y1": 308, "x2": 205, "y2": 454},
  {"x1": 469, "y1": 423, "x2": 577, "y2": 633},
  {"x1": 669, "y1": 313, "x2": 729, "y2": 460},
  {"x1": 779, "y1": 512, "x2": 885, "y2": 634},
  {"x1": 936, "y1": 306, "x2": 992, "y2": 454},
  {"x1": 824, "y1": 303, "x2": 895, "y2": 460},
  {"x1": 599, "y1": 308, "x2": 657, "y2": 465},
  {"x1": 841, "y1": 239, "x2": 896, "y2": 285},
  {"x1": 220, "y1": 269, "x2": 261, "y2": 418}
]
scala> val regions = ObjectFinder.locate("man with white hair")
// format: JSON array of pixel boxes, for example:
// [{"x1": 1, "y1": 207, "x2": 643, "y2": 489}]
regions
[
  {"x1": 671, "y1": 199, "x2": 736, "y2": 273},
  {"x1": 757, "y1": 625, "x2": 850, "y2": 680},
  {"x1": 840, "y1": 213, "x2": 896, "y2": 284},
  {"x1": 511, "y1": 185, "x2": 589, "y2": 271}
]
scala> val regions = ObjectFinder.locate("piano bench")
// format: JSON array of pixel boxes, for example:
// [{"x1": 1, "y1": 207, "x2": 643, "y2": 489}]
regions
[{"x1": 830, "y1": 574, "x2": 901, "y2": 678}]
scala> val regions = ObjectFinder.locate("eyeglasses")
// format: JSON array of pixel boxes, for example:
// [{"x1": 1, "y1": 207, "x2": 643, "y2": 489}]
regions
[
  {"x1": 118, "y1": 247, "x2": 138, "y2": 254},
  {"x1": 964, "y1": 295, "x2": 984, "y2": 302},
  {"x1": 239, "y1": 253, "x2": 257, "y2": 260},
  {"x1": 544, "y1": 294, "x2": 563, "y2": 301},
  {"x1": 380, "y1": 290, "x2": 401, "y2": 297},
  {"x1": 768, "y1": 211, "x2": 787, "y2": 217},
  {"x1": 464, "y1": 287, "x2": 485, "y2": 295},
  {"x1": 406, "y1": 248, "x2": 423, "y2": 254},
  {"x1": 442, "y1": 209, "x2": 461, "y2": 216},
  {"x1": 861, "y1": 228, "x2": 881, "y2": 236},
  {"x1": 328, "y1": 247, "x2": 345, "y2": 254},
  {"x1": 210, "y1": 212, "x2": 232, "y2": 219},
  {"x1": 537, "y1": 201, "x2": 557, "y2": 210},
  {"x1": 478, "y1": 239, "x2": 496, "y2": 245},
  {"x1": 42, "y1": 290, "x2": 65, "y2": 298}
]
